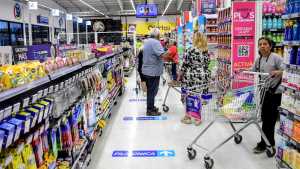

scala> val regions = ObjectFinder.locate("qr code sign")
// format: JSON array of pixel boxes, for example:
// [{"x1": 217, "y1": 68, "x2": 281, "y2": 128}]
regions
[{"x1": 238, "y1": 45, "x2": 249, "y2": 57}]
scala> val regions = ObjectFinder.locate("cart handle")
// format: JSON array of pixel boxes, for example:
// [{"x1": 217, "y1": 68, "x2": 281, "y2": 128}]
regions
[{"x1": 240, "y1": 71, "x2": 269, "y2": 76}]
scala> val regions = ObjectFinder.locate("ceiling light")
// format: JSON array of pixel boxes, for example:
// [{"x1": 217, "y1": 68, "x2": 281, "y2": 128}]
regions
[
  {"x1": 162, "y1": 0, "x2": 174, "y2": 16},
  {"x1": 130, "y1": 0, "x2": 136, "y2": 13},
  {"x1": 78, "y1": 0, "x2": 107, "y2": 17}
]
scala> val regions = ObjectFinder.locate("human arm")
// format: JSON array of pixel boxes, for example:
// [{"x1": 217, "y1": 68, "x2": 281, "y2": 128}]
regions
[{"x1": 271, "y1": 55, "x2": 284, "y2": 77}]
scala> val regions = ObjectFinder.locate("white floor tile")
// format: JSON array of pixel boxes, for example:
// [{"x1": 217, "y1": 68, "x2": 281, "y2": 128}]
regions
[{"x1": 87, "y1": 71, "x2": 277, "y2": 169}]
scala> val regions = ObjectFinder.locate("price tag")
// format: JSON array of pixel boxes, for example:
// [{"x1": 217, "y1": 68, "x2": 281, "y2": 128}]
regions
[
  {"x1": 4, "y1": 106, "x2": 12, "y2": 119},
  {"x1": 23, "y1": 98, "x2": 30, "y2": 108},
  {"x1": 55, "y1": 85, "x2": 59, "y2": 92},
  {"x1": 31, "y1": 94, "x2": 38, "y2": 103},
  {"x1": 43, "y1": 88, "x2": 48, "y2": 96},
  {"x1": 13, "y1": 103, "x2": 20, "y2": 113},
  {"x1": 0, "y1": 110, "x2": 4, "y2": 121},
  {"x1": 37, "y1": 90, "x2": 43, "y2": 99}
]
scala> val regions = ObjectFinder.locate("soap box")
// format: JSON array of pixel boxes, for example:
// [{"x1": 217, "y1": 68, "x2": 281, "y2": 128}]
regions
[
  {"x1": 24, "y1": 107, "x2": 39, "y2": 127},
  {"x1": 32, "y1": 104, "x2": 45, "y2": 123},
  {"x1": 0, "y1": 130, "x2": 5, "y2": 152},
  {"x1": 0, "y1": 122, "x2": 16, "y2": 148},
  {"x1": 38, "y1": 101, "x2": 49, "y2": 119},
  {"x1": 7, "y1": 118, "x2": 23, "y2": 142},
  {"x1": 43, "y1": 98, "x2": 54, "y2": 116},
  {"x1": 15, "y1": 111, "x2": 32, "y2": 134}
]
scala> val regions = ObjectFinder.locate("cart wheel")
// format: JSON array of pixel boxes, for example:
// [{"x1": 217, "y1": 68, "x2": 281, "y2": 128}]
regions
[
  {"x1": 234, "y1": 134, "x2": 243, "y2": 144},
  {"x1": 187, "y1": 148, "x2": 197, "y2": 160},
  {"x1": 162, "y1": 105, "x2": 169, "y2": 112},
  {"x1": 266, "y1": 147, "x2": 276, "y2": 158},
  {"x1": 204, "y1": 157, "x2": 214, "y2": 169}
]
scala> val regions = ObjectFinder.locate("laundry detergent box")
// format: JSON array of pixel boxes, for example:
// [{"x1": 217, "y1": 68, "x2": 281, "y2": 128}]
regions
[
  {"x1": 24, "y1": 107, "x2": 39, "y2": 127},
  {"x1": 15, "y1": 111, "x2": 32, "y2": 134},
  {"x1": 7, "y1": 118, "x2": 23, "y2": 142},
  {"x1": 42, "y1": 98, "x2": 54, "y2": 117},
  {"x1": 32, "y1": 104, "x2": 46, "y2": 123},
  {"x1": 0, "y1": 122, "x2": 15, "y2": 148},
  {"x1": 38, "y1": 99, "x2": 52, "y2": 119}
]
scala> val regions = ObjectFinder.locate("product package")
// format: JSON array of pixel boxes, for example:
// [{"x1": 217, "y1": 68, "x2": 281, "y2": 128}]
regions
[
  {"x1": 15, "y1": 111, "x2": 31, "y2": 134},
  {"x1": 0, "y1": 123, "x2": 16, "y2": 148},
  {"x1": 7, "y1": 118, "x2": 23, "y2": 142}
]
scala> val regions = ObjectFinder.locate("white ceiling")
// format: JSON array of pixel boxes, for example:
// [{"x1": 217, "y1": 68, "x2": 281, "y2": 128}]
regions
[{"x1": 52, "y1": 0, "x2": 192, "y2": 17}]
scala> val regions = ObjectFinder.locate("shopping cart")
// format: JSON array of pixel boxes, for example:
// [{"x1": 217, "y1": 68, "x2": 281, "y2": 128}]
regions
[{"x1": 179, "y1": 71, "x2": 274, "y2": 169}]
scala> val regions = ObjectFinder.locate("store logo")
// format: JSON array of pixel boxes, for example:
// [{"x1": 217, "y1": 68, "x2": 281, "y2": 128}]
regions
[{"x1": 14, "y1": 3, "x2": 22, "y2": 20}]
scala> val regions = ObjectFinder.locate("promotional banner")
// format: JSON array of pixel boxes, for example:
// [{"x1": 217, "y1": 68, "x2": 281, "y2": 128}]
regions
[
  {"x1": 122, "y1": 22, "x2": 176, "y2": 36},
  {"x1": 12, "y1": 46, "x2": 28, "y2": 64},
  {"x1": 27, "y1": 44, "x2": 52, "y2": 62},
  {"x1": 202, "y1": 0, "x2": 217, "y2": 14},
  {"x1": 232, "y1": 1, "x2": 256, "y2": 89},
  {"x1": 177, "y1": 26, "x2": 184, "y2": 65}
]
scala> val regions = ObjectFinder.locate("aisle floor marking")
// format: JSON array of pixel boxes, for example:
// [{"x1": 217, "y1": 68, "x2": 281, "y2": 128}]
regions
[
  {"x1": 128, "y1": 98, "x2": 163, "y2": 102},
  {"x1": 123, "y1": 116, "x2": 167, "y2": 121},
  {"x1": 112, "y1": 150, "x2": 175, "y2": 157}
]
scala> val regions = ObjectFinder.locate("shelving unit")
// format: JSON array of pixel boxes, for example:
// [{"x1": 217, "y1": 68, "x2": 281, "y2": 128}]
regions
[{"x1": 277, "y1": 2, "x2": 300, "y2": 166}]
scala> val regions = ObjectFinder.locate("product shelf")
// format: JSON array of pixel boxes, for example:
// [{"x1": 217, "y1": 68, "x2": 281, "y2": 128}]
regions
[
  {"x1": 206, "y1": 32, "x2": 219, "y2": 35},
  {"x1": 280, "y1": 84, "x2": 300, "y2": 95},
  {"x1": 284, "y1": 63, "x2": 300, "y2": 72},
  {"x1": 279, "y1": 107, "x2": 300, "y2": 122},
  {"x1": 49, "y1": 64, "x2": 82, "y2": 80},
  {"x1": 277, "y1": 130, "x2": 300, "y2": 149},
  {"x1": 0, "y1": 76, "x2": 50, "y2": 102},
  {"x1": 81, "y1": 58, "x2": 97, "y2": 67},
  {"x1": 218, "y1": 32, "x2": 232, "y2": 36},
  {"x1": 262, "y1": 28, "x2": 285, "y2": 32},
  {"x1": 282, "y1": 13, "x2": 300, "y2": 20},
  {"x1": 283, "y1": 41, "x2": 300, "y2": 46},
  {"x1": 206, "y1": 25, "x2": 218, "y2": 27},
  {"x1": 71, "y1": 139, "x2": 89, "y2": 169}
]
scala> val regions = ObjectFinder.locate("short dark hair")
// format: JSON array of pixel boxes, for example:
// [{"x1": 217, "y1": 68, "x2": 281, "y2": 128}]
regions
[{"x1": 258, "y1": 37, "x2": 274, "y2": 52}]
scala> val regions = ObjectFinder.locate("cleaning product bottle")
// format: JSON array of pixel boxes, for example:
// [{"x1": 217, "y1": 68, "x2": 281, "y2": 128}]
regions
[
  {"x1": 268, "y1": 17, "x2": 273, "y2": 29},
  {"x1": 263, "y1": 18, "x2": 267, "y2": 30},
  {"x1": 290, "y1": 47, "x2": 297, "y2": 65},
  {"x1": 277, "y1": 33, "x2": 281, "y2": 43},
  {"x1": 284, "y1": 46, "x2": 291, "y2": 64},
  {"x1": 293, "y1": 22, "x2": 298, "y2": 40},
  {"x1": 273, "y1": 17, "x2": 278, "y2": 29},
  {"x1": 278, "y1": 18, "x2": 283, "y2": 29},
  {"x1": 263, "y1": 1, "x2": 268, "y2": 15}
]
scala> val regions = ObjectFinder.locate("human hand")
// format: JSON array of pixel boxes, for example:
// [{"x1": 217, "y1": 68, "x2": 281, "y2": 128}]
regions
[{"x1": 271, "y1": 70, "x2": 283, "y2": 77}]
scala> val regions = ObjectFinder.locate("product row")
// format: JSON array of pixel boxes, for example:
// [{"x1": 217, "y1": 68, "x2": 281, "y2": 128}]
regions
[
  {"x1": 282, "y1": 71, "x2": 300, "y2": 90},
  {"x1": 281, "y1": 91, "x2": 300, "y2": 116},
  {"x1": 207, "y1": 35, "x2": 218, "y2": 44},
  {"x1": 277, "y1": 135, "x2": 300, "y2": 169},
  {"x1": 285, "y1": 0, "x2": 300, "y2": 14},
  {"x1": 262, "y1": 32, "x2": 284, "y2": 44},
  {"x1": 218, "y1": 22, "x2": 231, "y2": 33},
  {"x1": 262, "y1": 16, "x2": 284, "y2": 30},
  {"x1": 283, "y1": 46, "x2": 300, "y2": 65},
  {"x1": 217, "y1": 7, "x2": 231, "y2": 23},
  {"x1": 207, "y1": 19, "x2": 217, "y2": 25},
  {"x1": 263, "y1": 0, "x2": 285, "y2": 15},
  {"x1": 206, "y1": 27, "x2": 218, "y2": 33},
  {"x1": 217, "y1": 35, "x2": 231, "y2": 46},
  {"x1": 217, "y1": 48, "x2": 231, "y2": 60},
  {"x1": 284, "y1": 20, "x2": 300, "y2": 41}
]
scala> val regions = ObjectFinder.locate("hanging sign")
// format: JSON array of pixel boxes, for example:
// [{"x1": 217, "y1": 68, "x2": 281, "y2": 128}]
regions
[
  {"x1": 28, "y1": 2, "x2": 38, "y2": 10},
  {"x1": 37, "y1": 15, "x2": 49, "y2": 24},
  {"x1": 202, "y1": 0, "x2": 217, "y2": 14},
  {"x1": 232, "y1": 1, "x2": 256, "y2": 89},
  {"x1": 51, "y1": 9, "x2": 60, "y2": 16},
  {"x1": 12, "y1": 46, "x2": 28, "y2": 64},
  {"x1": 14, "y1": 3, "x2": 22, "y2": 20}
]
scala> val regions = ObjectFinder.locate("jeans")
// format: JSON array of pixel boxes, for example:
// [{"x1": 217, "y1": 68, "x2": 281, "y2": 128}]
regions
[
  {"x1": 144, "y1": 75, "x2": 160, "y2": 112},
  {"x1": 259, "y1": 92, "x2": 282, "y2": 147},
  {"x1": 171, "y1": 63, "x2": 177, "y2": 81}
]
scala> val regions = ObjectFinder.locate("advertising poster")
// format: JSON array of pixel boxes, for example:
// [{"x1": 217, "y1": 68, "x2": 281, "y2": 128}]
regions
[
  {"x1": 232, "y1": 1, "x2": 256, "y2": 89},
  {"x1": 202, "y1": 0, "x2": 217, "y2": 14},
  {"x1": 185, "y1": 22, "x2": 194, "y2": 50},
  {"x1": 12, "y1": 46, "x2": 28, "y2": 64},
  {"x1": 27, "y1": 44, "x2": 52, "y2": 62},
  {"x1": 177, "y1": 26, "x2": 184, "y2": 65},
  {"x1": 0, "y1": 46, "x2": 13, "y2": 65}
]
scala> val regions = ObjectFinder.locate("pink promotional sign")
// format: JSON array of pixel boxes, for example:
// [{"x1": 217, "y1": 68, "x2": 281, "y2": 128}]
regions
[{"x1": 232, "y1": 1, "x2": 256, "y2": 89}]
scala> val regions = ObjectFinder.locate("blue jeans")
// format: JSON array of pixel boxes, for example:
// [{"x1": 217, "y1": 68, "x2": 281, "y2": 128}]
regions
[
  {"x1": 144, "y1": 75, "x2": 160, "y2": 112},
  {"x1": 171, "y1": 63, "x2": 177, "y2": 81}
]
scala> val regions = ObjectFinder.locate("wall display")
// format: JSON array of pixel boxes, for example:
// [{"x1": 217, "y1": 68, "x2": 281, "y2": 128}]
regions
[
  {"x1": 202, "y1": 0, "x2": 217, "y2": 14},
  {"x1": 37, "y1": 15, "x2": 49, "y2": 24},
  {"x1": 27, "y1": 44, "x2": 52, "y2": 62},
  {"x1": 0, "y1": 46, "x2": 13, "y2": 65},
  {"x1": 12, "y1": 46, "x2": 28, "y2": 64},
  {"x1": 232, "y1": 1, "x2": 256, "y2": 89},
  {"x1": 136, "y1": 4, "x2": 158, "y2": 18}
]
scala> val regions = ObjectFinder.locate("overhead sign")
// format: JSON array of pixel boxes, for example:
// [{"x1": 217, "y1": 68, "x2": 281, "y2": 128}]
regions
[
  {"x1": 112, "y1": 150, "x2": 175, "y2": 157},
  {"x1": 202, "y1": 0, "x2": 217, "y2": 14},
  {"x1": 122, "y1": 22, "x2": 176, "y2": 36},
  {"x1": 123, "y1": 116, "x2": 167, "y2": 121},
  {"x1": 28, "y1": 1, "x2": 38, "y2": 10},
  {"x1": 37, "y1": 15, "x2": 49, "y2": 24},
  {"x1": 86, "y1": 21, "x2": 91, "y2": 26}
]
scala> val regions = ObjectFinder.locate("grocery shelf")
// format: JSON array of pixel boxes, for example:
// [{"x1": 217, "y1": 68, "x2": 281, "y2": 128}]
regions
[
  {"x1": 284, "y1": 63, "x2": 300, "y2": 72},
  {"x1": 81, "y1": 58, "x2": 97, "y2": 67},
  {"x1": 0, "y1": 76, "x2": 50, "y2": 102},
  {"x1": 280, "y1": 84, "x2": 299, "y2": 94},
  {"x1": 283, "y1": 41, "x2": 300, "y2": 46},
  {"x1": 279, "y1": 107, "x2": 300, "y2": 122},
  {"x1": 49, "y1": 64, "x2": 82, "y2": 80},
  {"x1": 262, "y1": 28, "x2": 285, "y2": 32},
  {"x1": 276, "y1": 158, "x2": 293, "y2": 169},
  {"x1": 218, "y1": 32, "x2": 231, "y2": 36},
  {"x1": 264, "y1": 13, "x2": 283, "y2": 17},
  {"x1": 277, "y1": 130, "x2": 300, "y2": 149},
  {"x1": 71, "y1": 139, "x2": 89, "y2": 169},
  {"x1": 282, "y1": 13, "x2": 300, "y2": 19},
  {"x1": 206, "y1": 32, "x2": 219, "y2": 35},
  {"x1": 206, "y1": 25, "x2": 218, "y2": 27}
]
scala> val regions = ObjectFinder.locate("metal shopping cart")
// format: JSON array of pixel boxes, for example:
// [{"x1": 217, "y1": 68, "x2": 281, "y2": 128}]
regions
[{"x1": 164, "y1": 71, "x2": 275, "y2": 169}]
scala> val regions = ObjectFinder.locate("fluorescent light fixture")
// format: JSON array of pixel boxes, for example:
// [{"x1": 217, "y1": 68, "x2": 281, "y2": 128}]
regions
[
  {"x1": 86, "y1": 21, "x2": 91, "y2": 26},
  {"x1": 28, "y1": 1, "x2": 38, "y2": 10},
  {"x1": 162, "y1": 0, "x2": 174, "y2": 16},
  {"x1": 77, "y1": 17, "x2": 83, "y2": 23},
  {"x1": 78, "y1": 0, "x2": 108, "y2": 17},
  {"x1": 51, "y1": 9, "x2": 60, "y2": 16},
  {"x1": 130, "y1": 0, "x2": 136, "y2": 12},
  {"x1": 66, "y1": 14, "x2": 73, "y2": 20}
]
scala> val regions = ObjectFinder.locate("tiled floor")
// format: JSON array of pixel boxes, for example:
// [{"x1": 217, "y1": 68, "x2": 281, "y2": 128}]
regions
[{"x1": 88, "y1": 71, "x2": 277, "y2": 169}]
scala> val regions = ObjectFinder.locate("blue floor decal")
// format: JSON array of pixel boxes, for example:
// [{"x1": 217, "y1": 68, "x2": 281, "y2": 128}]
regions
[{"x1": 112, "y1": 150, "x2": 175, "y2": 158}]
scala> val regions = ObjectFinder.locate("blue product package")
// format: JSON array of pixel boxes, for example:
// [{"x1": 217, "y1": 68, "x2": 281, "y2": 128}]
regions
[
  {"x1": 15, "y1": 112, "x2": 32, "y2": 134},
  {"x1": 32, "y1": 104, "x2": 45, "y2": 123},
  {"x1": 186, "y1": 94, "x2": 202, "y2": 120},
  {"x1": 7, "y1": 118, "x2": 23, "y2": 142},
  {"x1": 0, "y1": 122, "x2": 16, "y2": 148},
  {"x1": 24, "y1": 107, "x2": 39, "y2": 127},
  {"x1": 0, "y1": 130, "x2": 4, "y2": 152},
  {"x1": 290, "y1": 47, "x2": 297, "y2": 64},
  {"x1": 43, "y1": 98, "x2": 54, "y2": 116}
]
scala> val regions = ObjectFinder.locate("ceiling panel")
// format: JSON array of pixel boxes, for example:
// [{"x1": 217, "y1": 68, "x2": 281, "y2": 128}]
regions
[{"x1": 52, "y1": 0, "x2": 191, "y2": 17}]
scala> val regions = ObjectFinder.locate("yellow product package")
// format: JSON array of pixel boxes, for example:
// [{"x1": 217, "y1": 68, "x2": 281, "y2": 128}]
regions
[{"x1": 21, "y1": 144, "x2": 37, "y2": 169}]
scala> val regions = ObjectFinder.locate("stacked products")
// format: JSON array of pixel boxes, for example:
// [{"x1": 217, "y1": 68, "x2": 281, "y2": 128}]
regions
[{"x1": 206, "y1": 18, "x2": 218, "y2": 43}]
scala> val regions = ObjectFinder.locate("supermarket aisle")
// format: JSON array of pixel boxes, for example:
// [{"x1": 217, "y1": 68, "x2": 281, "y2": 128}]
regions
[{"x1": 88, "y1": 71, "x2": 277, "y2": 169}]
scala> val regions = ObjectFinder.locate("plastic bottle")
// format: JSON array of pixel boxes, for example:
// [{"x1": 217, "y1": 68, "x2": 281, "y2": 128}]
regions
[
  {"x1": 268, "y1": 17, "x2": 273, "y2": 29},
  {"x1": 263, "y1": 1, "x2": 268, "y2": 14},
  {"x1": 278, "y1": 18, "x2": 283, "y2": 29},
  {"x1": 271, "y1": 2, "x2": 276, "y2": 14},
  {"x1": 290, "y1": 47, "x2": 297, "y2": 64},
  {"x1": 284, "y1": 46, "x2": 292, "y2": 64},
  {"x1": 297, "y1": 47, "x2": 300, "y2": 65},
  {"x1": 263, "y1": 18, "x2": 267, "y2": 30},
  {"x1": 293, "y1": 22, "x2": 298, "y2": 40},
  {"x1": 273, "y1": 17, "x2": 278, "y2": 29}
]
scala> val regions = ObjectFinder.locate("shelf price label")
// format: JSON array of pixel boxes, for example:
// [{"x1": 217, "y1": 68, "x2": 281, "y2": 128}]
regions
[
  {"x1": 13, "y1": 103, "x2": 20, "y2": 113},
  {"x1": 32, "y1": 94, "x2": 38, "y2": 104},
  {"x1": 37, "y1": 90, "x2": 43, "y2": 99},
  {"x1": 49, "y1": 86, "x2": 54, "y2": 93},
  {"x1": 43, "y1": 88, "x2": 48, "y2": 97},
  {"x1": 23, "y1": 98, "x2": 30, "y2": 108}
]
